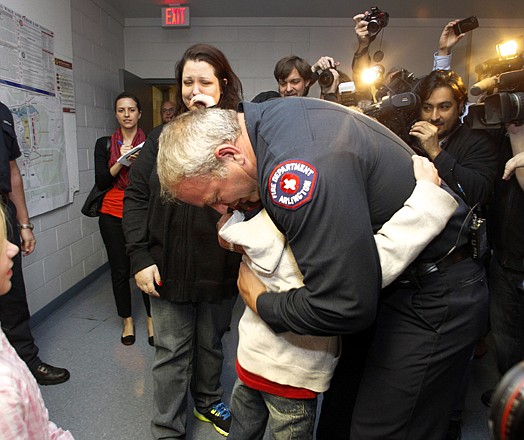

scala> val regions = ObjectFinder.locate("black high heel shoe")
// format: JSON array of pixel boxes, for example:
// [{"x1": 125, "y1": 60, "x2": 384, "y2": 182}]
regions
[
  {"x1": 147, "y1": 317, "x2": 154, "y2": 346},
  {"x1": 121, "y1": 331, "x2": 135, "y2": 346},
  {"x1": 121, "y1": 318, "x2": 135, "y2": 346}
]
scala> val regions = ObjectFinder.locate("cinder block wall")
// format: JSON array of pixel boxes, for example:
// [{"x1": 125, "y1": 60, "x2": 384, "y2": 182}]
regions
[
  {"x1": 23, "y1": 0, "x2": 125, "y2": 316},
  {"x1": 124, "y1": 16, "x2": 524, "y2": 100}
]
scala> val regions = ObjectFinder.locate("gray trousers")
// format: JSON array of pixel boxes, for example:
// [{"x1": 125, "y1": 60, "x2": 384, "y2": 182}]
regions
[{"x1": 150, "y1": 295, "x2": 235, "y2": 439}]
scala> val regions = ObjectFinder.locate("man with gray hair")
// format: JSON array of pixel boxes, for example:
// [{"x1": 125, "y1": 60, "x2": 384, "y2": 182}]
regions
[{"x1": 157, "y1": 98, "x2": 488, "y2": 440}]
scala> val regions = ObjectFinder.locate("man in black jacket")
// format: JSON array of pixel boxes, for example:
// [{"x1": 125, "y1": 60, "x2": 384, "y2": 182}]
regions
[{"x1": 410, "y1": 69, "x2": 498, "y2": 207}]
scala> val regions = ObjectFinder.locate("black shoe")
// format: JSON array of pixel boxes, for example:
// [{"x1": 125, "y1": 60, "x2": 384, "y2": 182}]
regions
[
  {"x1": 446, "y1": 419, "x2": 462, "y2": 440},
  {"x1": 193, "y1": 402, "x2": 231, "y2": 437},
  {"x1": 33, "y1": 362, "x2": 70, "y2": 385},
  {"x1": 148, "y1": 335, "x2": 154, "y2": 346},
  {"x1": 121, "y1": 322, "x2": 135, "y2": 346},
  {"x1": 481, "y1": 389, "x2": 493, "y2": 407},
  {"x1": 121, "y1": 332, "x2": 135, "y2": 345}
]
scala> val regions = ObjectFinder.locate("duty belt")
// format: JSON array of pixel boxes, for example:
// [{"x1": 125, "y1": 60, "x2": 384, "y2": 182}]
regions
[{"x1": 394, "y1": 244, "x2": 471, "y2": 288}]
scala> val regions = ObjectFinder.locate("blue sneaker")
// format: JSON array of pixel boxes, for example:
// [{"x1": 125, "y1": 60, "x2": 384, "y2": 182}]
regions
[{"x1": 193, "y1": 402, "x2": 231, "y2": 437}]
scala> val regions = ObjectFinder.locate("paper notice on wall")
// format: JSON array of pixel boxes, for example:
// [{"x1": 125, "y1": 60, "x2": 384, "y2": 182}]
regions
[
  {"x1": 0, "y1": 3, "x2": 56, "y2": 96},
  {"x1": 55, "y1": 58, "x2": 75, "y2": 113}
]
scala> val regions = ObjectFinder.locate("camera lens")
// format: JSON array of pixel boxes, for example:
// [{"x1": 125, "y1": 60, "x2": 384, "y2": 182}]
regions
[
  {"x1": 319, "y1": 70, "x2": 334, "y2": 87},
  {"x1": 489, "y1": 361, "x2": 524, "y2": 440},
  {"x1": 367, "y1": 20, "x2": 381, "y2": 35}
]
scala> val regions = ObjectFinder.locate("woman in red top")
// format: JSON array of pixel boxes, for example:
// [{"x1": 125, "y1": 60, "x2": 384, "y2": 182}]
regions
[{"x1": 95, "y1": 92, "x2": 151, "y2": 346}]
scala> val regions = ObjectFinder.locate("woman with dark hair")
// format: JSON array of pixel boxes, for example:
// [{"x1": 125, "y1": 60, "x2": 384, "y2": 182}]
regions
[
  {"x1": 173, "y1": 43, "x2": 243, "y2": 115},
  {"x1": 95, "y1": 92, "x2": 152, "y2": 346},
  {"x1": 123, "y1": 44, "x2": 242, "y2": 438}
]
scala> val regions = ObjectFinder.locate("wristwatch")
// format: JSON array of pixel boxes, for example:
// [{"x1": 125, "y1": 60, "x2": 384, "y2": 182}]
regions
[{"x1": 19, "y1": 223, "x2": 34, "y2": 231}]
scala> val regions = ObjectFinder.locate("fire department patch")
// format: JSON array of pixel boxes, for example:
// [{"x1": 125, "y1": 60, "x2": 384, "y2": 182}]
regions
[{"x1": 268, "y1": 160, "x2": 317, "y2": 210}]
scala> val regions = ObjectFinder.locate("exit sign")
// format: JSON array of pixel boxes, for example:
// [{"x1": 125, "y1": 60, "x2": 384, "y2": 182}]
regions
[{"x1": 162, "y1": 6, "x2": 190, "y2": 28}]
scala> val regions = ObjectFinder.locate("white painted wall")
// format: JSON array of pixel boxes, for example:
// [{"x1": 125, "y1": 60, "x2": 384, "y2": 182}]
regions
[{"x1": 124, "y1": 16, "x2": 524, "y2": 100}]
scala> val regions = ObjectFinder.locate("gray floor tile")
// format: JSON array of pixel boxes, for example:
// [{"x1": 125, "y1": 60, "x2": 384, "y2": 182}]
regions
[{"x1": 34, "y1": 269, "x2": 499, "y2": 439}]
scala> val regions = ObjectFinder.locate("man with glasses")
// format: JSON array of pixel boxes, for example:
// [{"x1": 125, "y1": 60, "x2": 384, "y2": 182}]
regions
[{"x1": 160, "y1": 100, "x2": 175, "y2": 124}]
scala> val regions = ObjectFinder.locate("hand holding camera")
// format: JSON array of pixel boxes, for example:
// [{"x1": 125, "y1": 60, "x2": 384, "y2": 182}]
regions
[
  {"x1": 312, "y1": 56, "x2": 340, "y2": 91},
  {"x1": 438, "y1": 19, "x2": 466, "y2": 56},
  {"x1": 362, "y1": 6, "x2": 389, "y2": 37}
]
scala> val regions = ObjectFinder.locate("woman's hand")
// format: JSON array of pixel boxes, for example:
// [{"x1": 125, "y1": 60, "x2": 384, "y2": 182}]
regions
[
  {"x1": 134, "y1": 264, "x2": 162, "y2": 297},
  {"x1": 189, "y1": 94, "x2": 216, "y2": 111}
]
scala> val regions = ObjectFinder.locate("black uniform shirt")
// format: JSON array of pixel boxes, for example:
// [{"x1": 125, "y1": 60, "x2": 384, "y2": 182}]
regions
[
  {"x1": 0, "y1": 102, "x2": 21, "y2": 194},
  {"x1": 240, "y1": 98, "x2": 469, "y2": 336}
]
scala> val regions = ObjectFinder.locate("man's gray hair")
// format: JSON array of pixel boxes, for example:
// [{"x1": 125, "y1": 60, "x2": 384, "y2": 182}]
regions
[{"x1": 157, "y1": 108, "x2": 242, "y2": 200}]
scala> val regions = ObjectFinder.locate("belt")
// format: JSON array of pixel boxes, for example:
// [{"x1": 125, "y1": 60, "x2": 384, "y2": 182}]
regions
[{"x1": 394, "y1": 244, "x2": 471, "y2": 288}]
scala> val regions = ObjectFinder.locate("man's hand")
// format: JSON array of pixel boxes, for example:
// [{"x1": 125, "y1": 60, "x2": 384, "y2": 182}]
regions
[
  {"x1": 353, "y1": 13, "x2": 372, "y2": 46},
  {"x1": 237, "y1": 262, "x2": 266, "y2": 314},
  {"x1": 134, "y1": 264, "x2": 161, "y2": 297},
  {"x1": 438, "y1": 20, "x2": 465, "y2": 56},
  {"x1": 311, "y1": 56, "x2": 340, "y2": 95},
  {"x1": 412, "y1": 155, "x2": 441, "y2": 186},
  {"x1": 409, "y1": 121, "x2": 442, "y2": 160},
  {"x1": 19, "y1": 228, "x2": 36, "y2": 256},
  {"x1": 311, "y1": 56, "x2": 338, "y2": 73}
]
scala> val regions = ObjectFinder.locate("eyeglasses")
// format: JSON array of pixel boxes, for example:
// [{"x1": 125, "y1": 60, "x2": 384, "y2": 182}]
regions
[{"x1": 161, "y1": 107, "x2": 175, "y2": 113}]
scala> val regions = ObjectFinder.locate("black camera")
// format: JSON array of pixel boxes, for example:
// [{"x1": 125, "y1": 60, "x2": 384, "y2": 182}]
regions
[
  {"x1": 315, "y1": 67, "x2": 336, "y2": 88},
  {"x1": 475, "y1": 57, "x2": 523, "y2": 78},
  {"x1": 364, "y1": 68, "x2": 422, "y2": 143},
  {"x1": 489, "y1": 361, "x2": 524, "y2": 440},
  {"x1": 363, "y1": 6, "x2": 389, "y2": 37},
  {"x1": 364, "y1": 92, "x2": 420, "y2": 143},
  {"x1": 465, "y1": 68, "x2": 524, "y2": 129}
]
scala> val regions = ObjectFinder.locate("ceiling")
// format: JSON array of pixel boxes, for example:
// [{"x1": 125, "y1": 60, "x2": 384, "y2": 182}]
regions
[{"x1": 111, "y1": 0, "x2": 523, "y2": 20}]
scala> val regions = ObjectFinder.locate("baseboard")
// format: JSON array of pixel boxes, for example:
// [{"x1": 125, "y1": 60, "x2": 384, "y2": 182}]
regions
[{"x1": 30, "y1": 262, "x2": 110, "y2": 328}]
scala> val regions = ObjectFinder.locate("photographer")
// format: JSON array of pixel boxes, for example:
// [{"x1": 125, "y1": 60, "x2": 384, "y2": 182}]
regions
[
  {"x1": 351, "y1": 12, "x2": 374, "y2": 102},
  {"x1": 272, "y1": 55, "x2": 314, "y2": 98},
  {"x1": 410, "y1": 71, "x2": 499, "y2": 440},
  {"x1": 253, "y1": 55, "x2": 347, "y2": 104},
  {"x1": 310, "y1": 56, "x2": 342, "y2": 101},
  {"x1": 410, "y1": 70, "x2": 498, "y2": 207}
]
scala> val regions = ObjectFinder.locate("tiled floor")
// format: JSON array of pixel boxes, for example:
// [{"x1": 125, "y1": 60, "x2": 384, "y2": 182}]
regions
[{"x1": 35, "y1": 268, "x2": 500, "y2": 439}]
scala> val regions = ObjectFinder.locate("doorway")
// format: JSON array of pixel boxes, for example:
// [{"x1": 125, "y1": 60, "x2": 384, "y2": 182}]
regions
[{"x1": 121, "y1": 69, "x2": 176, "y2": 134}]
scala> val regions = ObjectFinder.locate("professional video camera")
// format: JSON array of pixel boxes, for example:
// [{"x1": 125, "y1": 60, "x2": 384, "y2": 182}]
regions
[
  {"x1": 465, "y1": 36, "x2": 524, "y2": 129},
  {"x1": 363, "y1": 6, "x2": 389, "y2": 37},
  {"x1": 363, "y1": 68, "x2": 422, "y2": 143},
  {"x1": 475, "y1": 57, "x2": 523, "y2": 78},
  {"x1": 465, "y1": 68, "x2": 524, "y2": 129}
]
